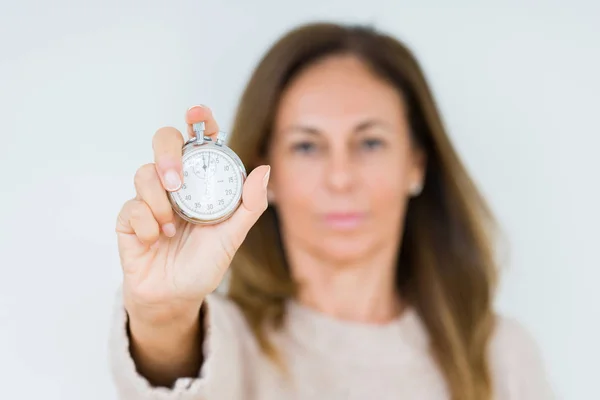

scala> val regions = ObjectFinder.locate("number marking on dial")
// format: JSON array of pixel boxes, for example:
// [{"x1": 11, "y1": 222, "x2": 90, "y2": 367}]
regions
[{"x1": 174, "y1": 148, "x2": 242, "y2": 219}]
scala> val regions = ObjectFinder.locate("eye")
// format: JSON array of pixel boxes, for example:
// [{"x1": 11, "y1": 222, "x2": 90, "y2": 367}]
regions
[
  {"x1": 361, "y1": 138, "x2": 384, "y2": 150},
  {"x1": 292, "y1": 141, "x2": 317, "y2": 154}
]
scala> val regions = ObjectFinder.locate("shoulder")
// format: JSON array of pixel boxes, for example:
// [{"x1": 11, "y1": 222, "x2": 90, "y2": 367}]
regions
[
  {"x1": 204, "y1": 291, "x2": 246, "y2": 325},
  {"x1": 490, "y1": 314, "x2": 540, "y2": 362},
  {"x1": 203, "y1": 291, "x2": 254, "y2": 344},
  {"x1": 488, "y1": 314, "x2": 556, "y2": 399},
  {"x1": 202, "y1": 291, "x2": 266, "y2": 355}
]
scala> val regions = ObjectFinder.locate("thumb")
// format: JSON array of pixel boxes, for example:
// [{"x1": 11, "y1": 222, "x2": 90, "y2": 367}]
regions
[{"x1": 224, "y1": 165, "x2": 270, "y2": 240}]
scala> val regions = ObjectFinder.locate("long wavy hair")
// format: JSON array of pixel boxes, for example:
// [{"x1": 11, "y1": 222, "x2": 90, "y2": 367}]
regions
[{"x1": 225, "y1": 22, "x2": 499, "y2": 400}]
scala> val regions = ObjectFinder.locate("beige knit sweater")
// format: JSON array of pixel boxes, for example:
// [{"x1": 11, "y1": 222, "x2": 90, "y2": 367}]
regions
[{"x1": 108, "y1": 288, "x2": 555, "y2": 399}]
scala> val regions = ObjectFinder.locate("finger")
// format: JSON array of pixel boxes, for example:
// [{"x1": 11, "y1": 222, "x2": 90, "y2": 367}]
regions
[
  {"x1": 117, "y1": 199, "x2": 161, "y2": 246},
  {"x1": 224, "y1": 165, "x2": 270, "y2": 243},
  {"x1": 185, "y1": 105, "x2": 220, "y2": 140},
  {"x1": 152, "y1": 127, "x2": 185, "y2": 192},
  {"x1": 134, "y1": 163, "x2": 178, "y2": 237}
]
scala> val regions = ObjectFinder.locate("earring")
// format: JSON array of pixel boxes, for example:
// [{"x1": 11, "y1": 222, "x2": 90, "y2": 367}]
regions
[
  {"x1": 267, "y1": 189, "x2": 275, "y2": 203},
  {"x1": 409, "y1": 181, "x2": 423, "y2": 197}
]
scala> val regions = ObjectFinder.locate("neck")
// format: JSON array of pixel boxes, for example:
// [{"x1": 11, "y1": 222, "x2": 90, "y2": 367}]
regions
[{"x1": 288, "y1": 242, "x2": 403, "y2": 324}]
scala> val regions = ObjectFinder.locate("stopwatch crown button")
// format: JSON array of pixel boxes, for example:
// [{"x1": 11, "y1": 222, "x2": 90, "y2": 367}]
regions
[{"x1": 193, "y1": 121, "x2": 206, "y2": 136}]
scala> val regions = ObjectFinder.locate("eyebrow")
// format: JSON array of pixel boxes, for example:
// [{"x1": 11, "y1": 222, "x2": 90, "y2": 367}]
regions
[{"x1": 283, "y1": 118, "x2": 393, "y2": 136}]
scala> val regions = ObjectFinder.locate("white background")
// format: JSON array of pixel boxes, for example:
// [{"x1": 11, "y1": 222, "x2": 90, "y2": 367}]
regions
[{"x1": 1, "y1": 1, "x2": 598, "y2": 399}]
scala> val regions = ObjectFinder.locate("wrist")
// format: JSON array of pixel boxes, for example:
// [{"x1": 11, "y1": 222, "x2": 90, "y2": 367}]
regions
[
  {"x1": 125, "y1": 299, "x2": 203, "y2": 353},
  {"x1": 125, "y1": 300, "x2": 204, "y2": 377},
  {"x1": 123, "y1": 292, "x2": 204, "y2": 328},
  {"x1": 127, "y1": 303, "x2": 202, "y2": 330}
]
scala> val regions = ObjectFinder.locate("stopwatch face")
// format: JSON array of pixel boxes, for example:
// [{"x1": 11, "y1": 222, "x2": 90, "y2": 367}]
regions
[{"x1": 169, "y1": 145, "x2": 245, "y2": 224}]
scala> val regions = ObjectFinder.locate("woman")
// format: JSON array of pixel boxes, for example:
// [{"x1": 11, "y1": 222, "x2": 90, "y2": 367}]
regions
[{"x1": 110, "y1": 22, "x2": 553, "y2": 399}]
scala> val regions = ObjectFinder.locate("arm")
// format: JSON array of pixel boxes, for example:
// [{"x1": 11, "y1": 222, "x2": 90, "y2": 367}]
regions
[
  {"x1": 125, "y1": 301, "x2": 205, "y2": 388},
  {"x1": 108, "y1": 288, "x2": 248, "y2": 400},
  {"x1": 110, "y1": 106, "x2": 267, "y2": 399}
]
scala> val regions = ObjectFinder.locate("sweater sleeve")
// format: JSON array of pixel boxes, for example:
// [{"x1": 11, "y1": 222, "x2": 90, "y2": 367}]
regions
[
  {"x1": 490, "y1": 315, "x2": 556, "y2": 400},
  {"x1": 107, "y1": 286, "x2": 249, "y2": 400}
]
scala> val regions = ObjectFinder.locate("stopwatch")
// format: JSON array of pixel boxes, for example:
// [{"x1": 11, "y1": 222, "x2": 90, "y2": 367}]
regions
[{"x1": 167, "y1": 122, "x2": 247, "y2": 225}]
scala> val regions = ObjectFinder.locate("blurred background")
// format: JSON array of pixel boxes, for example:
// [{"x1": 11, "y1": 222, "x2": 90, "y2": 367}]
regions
[{"x1": 1, "y1": 1, "x2": 598, "y2": 399}]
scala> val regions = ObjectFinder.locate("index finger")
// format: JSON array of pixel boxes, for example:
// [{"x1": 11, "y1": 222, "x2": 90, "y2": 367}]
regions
[
  {"x1": 152, "y1": 127, "x2": 185, "y2": 191},
  {"x1": 186, "y1": 105, "x2": 220, "y2": 139}
]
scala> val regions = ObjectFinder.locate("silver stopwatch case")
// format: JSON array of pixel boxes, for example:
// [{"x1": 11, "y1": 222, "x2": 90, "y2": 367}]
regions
[{"x1": 168, "y1": 122, "x2": 247, "y2": 225}]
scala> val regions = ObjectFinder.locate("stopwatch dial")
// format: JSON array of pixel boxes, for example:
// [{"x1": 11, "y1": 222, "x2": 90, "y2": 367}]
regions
[
  {"x1": 192, "y1": 153, "x2": 217, "y2": 180},
  {"x1": 173, "y1": 148, "x2": 243, "y2": 221}
]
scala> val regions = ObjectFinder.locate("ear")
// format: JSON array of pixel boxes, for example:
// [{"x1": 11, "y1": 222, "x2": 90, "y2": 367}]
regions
[
  {"x1": 408, "y1": 147, "x2": 427, "y2": 197},
  {"x1": 267, "y1": 188, "x2": 276, "y2": 203}
]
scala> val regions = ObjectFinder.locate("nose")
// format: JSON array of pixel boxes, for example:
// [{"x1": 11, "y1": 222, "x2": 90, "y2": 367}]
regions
[{"x1": 325, "y1": 147, "x2": 356, "y2": 192}]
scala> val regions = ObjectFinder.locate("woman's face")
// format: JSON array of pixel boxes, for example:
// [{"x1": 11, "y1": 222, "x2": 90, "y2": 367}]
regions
[{"x1": 268, "y1": 54, "x2": 425, "y2": 264}]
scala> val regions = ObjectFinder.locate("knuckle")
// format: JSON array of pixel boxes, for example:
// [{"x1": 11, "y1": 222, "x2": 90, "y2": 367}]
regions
[
  {"x1": 134, "y1": 163, "x2": 157, "y2": 188},
  {"x1": 155, "y1": 205, "x2": 173, "y2": 223},
  {"x1": 120, "y1": 198, "x2": 136, "y2": 214},
  {"x1": 138, "y1": 226, "x2": 158, "y2": 242},
  {"x1": 129, "y1": 201, "x2": 148, "y2": 221},
  {"x1": 218, "y1": 233, "x2": 237, "y2": 263},
  {"x1": 116, "y1": 199, "x2": 135, "y2": 230},
  {"x1": 150, "y1": 199, "x2": 172, "y2": 223}
]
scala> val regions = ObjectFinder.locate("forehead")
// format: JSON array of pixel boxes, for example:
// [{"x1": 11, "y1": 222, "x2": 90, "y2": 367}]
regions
[{"x1": 275, "y1": 54, "x2": 406, "y2": 129}]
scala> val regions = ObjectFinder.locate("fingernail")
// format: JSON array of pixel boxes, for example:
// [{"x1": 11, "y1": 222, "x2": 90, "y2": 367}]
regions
[
  {"x1": 187, "y1": 104, "x2": 205, "y2": 111},
  {"x1": 164, "y1": 170, "x2": 181, "y2": 191},
  {"x1": 162, "y1": 223, "x2": 176, "y2": 237},
  {"x1": 262, "y1": 166, "x2": 271, "y2": 189}
]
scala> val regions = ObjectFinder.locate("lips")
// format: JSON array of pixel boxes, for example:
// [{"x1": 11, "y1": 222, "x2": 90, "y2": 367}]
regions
[{"x1": 322, "y1": 212, "x2": 366, "y2": 230}]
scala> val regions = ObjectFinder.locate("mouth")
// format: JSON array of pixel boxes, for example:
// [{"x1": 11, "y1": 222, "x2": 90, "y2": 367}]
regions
[{"x1": 322, "y1": 212, "x2": 367, "y2": 230}]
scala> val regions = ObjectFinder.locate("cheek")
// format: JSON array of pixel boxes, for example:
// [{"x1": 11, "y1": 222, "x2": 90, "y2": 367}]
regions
[
  {"x1": 270, "y1": 159, "x2": 324, "y2": 244},
  {"x1": 272, "y1": 156, "x2": 323, "y2": 209},
  {"x1": 362, "y1": 157, "x2": 409, "y2": 216}
]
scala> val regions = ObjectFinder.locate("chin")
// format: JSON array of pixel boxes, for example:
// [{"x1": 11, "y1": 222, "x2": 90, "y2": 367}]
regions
[{"x1": 311, "y1": 236, "x2": 377, "y2": 265}]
